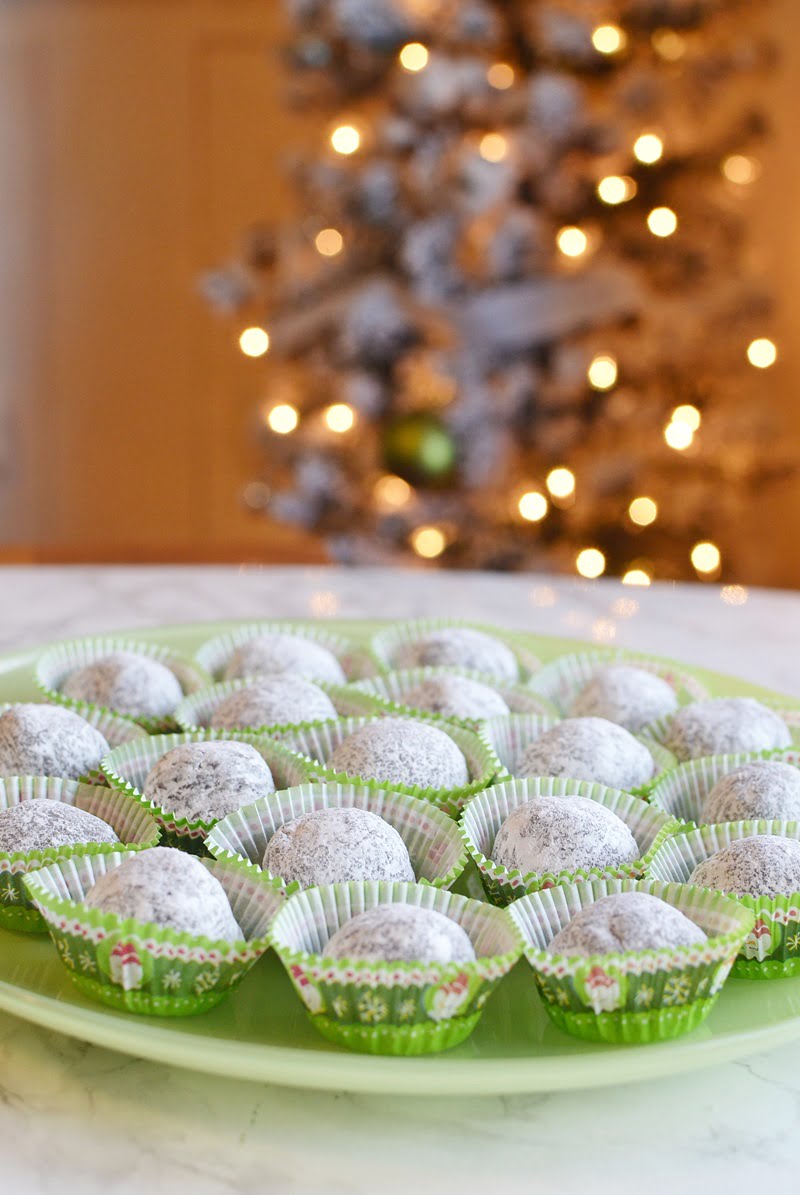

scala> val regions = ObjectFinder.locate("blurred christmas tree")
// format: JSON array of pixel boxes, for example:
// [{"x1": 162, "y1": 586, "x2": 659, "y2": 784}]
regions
[{"x1": 204, "y1": 0, "x2": 789, "y2": 583}]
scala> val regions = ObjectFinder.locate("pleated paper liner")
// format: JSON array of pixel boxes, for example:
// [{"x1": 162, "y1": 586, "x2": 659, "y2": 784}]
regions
[
  {"x1": 101, "y1": 730, "x2": 315, "y2": 853},
  {"x1": 507, "y1": 877, "x2": 753, "y2": 1044},
  {"x1": 193, "y1": 621, "x2": 376, "y2": 685},
  {"x1": 649, "y1": 748, "x2": 800, "y2": 827},
  {"x1": 269, "y1": 879, "x2": 523, "y2": 1055},
  {"x1": 35, "y1": 637, "x2": 211, "y2": 734},
  {"x1": 24, "y1": 849, "x2": 284, "y2": 1015},
  {"x1": 369, "y1": 618, "x2": 541, "y2": 682},
  {"x1": 459, "y1": 776, "x2": 679, "y2": 906},
  {"x1": 480, "y1": 712, "x2": 676, "y2": 798},
  {"x1": 173, "y1": 679, "x2": 367, "y2": 738},
  {"x1": 277, "y1": 715, "x2": 505, "y2": 818},
  {"x1": 645, "y1": 819, "x2": 800, "y2": 979},
  {"x1": 0, "y1": 700, "x2": 148, "y2": 786},
  {"x1": 205, "y1": 782, "x2": 468, "y2": 894},
  {"x1": 641, "y1": 699, "x2": 800, "y2": 763},
  {"x1": 0, "y1": 778, "x2": 160, "y2": 933},
  {"x1": 527, "y1": 648, "x2": 709, "y2": 719},
  {"x1": 347, "y1": 666, "x2": 555, "y2": 732}
]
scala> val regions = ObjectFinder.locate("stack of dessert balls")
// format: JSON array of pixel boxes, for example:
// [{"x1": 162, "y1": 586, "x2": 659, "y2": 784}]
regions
[{"x1": 3, "y1": 620, "x2": 799, "y2": 1043}]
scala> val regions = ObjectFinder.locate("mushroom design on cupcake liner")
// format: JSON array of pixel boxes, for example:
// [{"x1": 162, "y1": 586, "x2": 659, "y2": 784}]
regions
[
  {"x1": 581, "y1": 965, "x2": 623, "y2": 1015},
  {"x1": 289, "y1": 964, "x2": 325, "y2": 1014},
  {"x1": 426, "y1": 971, "x2": 473, "y2": 1022},
  {"x1": 108, "y1": 941, "x2": 144, "y2": 991},
  {"x1": 743, "y1": 917, "x2": 778, "y2": 961}
]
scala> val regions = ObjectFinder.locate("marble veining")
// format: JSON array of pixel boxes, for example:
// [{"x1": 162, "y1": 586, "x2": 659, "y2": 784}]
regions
[{"x1": 0, "y1": 564, "x2": 798, "y2": 1195}]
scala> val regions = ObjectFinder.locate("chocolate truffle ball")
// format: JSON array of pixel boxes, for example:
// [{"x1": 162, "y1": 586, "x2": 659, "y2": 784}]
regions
[
  {"x1": 223, "y1": 633, "x2": 345, "y2": 685},
  {"x1": 689, "y1": 834, "x2": 800, "y2": 897},
  {"x1": 548, "y1": 891, "x2": 707, "y2": 956},
  {"x1": 0, "y1": 704, "x2": 110, "y2": 781},
  {"x1": 666, "y1": 698, "x2": 791, "y2": 762},
  {"x1": 491, "y1": 794, "x2": 640, "y2": 877},
  {"x1": 0, "y1": 799, "x2": 118, "y2": 854},
  {"x1": 84, "y1": 846, "x2": 241, "y2": 940},
  {"x1": 397, "y1": 627, "x2": 518, "y2": 683},
  {"x1": 62, "y1": 651, "x2": 183, "y2": 719},
  {"x1": 143, "y1": 740, "x2": 275, "y2": 823},
  {"x1": 515, "y1": 717, "x2": 655, "y2": 790},
  {"x1": 263, "y1": 807, "x2": 414, "y2": 886},
  {"x1": 209, "y1": 676, "x2": 337, "y2": 731},
  {"x1": 402, "y1": 674, "x2": 509, "y2": 720},
  {"x1": 323, "y1": 903, "x2": 476, "y2": 964},
  {"x1": 569, "y1": 665, "x2": 678, "y2": 733},
  {"x1": 701, "y1": 760, "x2": 800, "y2": 825},
  {"x1": 327, "y1": 718, "x2": 469, "y2": 790}
]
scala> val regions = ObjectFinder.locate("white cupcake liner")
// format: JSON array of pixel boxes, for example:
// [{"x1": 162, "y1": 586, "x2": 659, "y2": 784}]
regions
[
  {"x1": 459, "y1": 776, "x2": 678, "y2": 905},
  {"x1": 173, "y1": 680, "x2": 366, "y2": 737},
  {"x1": 649, "y1": 748, "x2": 800, "y2": 826},
  {"x1": 369, "y1": 618, "x2": 540, "y2": 681},
  {"x1": 0, "y1": 700, "x2": 148, "y2": 786},
  {"x1": 193, "y1": 621, "x2": 376, "y2": 684},
  {"x1": 528, "y1": 649, "x2": 708, "y2": 719}
]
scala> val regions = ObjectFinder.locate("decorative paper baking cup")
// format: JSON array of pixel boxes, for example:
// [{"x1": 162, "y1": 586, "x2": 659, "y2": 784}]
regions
[
  {"x1": 347, "y1": 666, "x2": 554, "y2": 731},
  {"x1": 459, "y1": 776, "x2": 679, "y2": 906},
  {"x1": 369, "y1": 617, "x2": 540, "y2": 682},
  {"x1": 173, "y1": 679, "x2": 366, "y2": 737},
  {"x1": 270, "y1": 880, "x2": 523, "y2": 1055},
  {"x1": 101, "y1": 731, "x2": 315, "y2": 852},
  {"x1": 480, "y1": 713, "x2": 676, "y2": 796},
  {"x1": 508, "y1": 877, "x2": 753, "y2": 1044},
  {"x1": 641, "y1": 698, "x2": 800, "y2": 762},
  {"x1": 0, "y1": 778, "x2": 160, "y2": 933},
  {"x1": 205, "y1": 782, "x2": 468, "y2": 894},
  {"x1": 528, "y1": 648, "x2": 708, "y2": 718},
  {"x1": 645, "y1": 820, "x2": 800, "y2": 979},
  {"x1": 24, "y1": 850, "x2": 283, "y2": 1015},
  {"x1": 0, "y1": 700, "x2": 148, "y2": 786},
  {"x1": 193, "y1": 621, "x2": 376, "y2": 684},
  {"x1": 35, "y1": 637, "x2": 211, "y2": 734},
  {"x1": 648, "y1": 748, "x2": 800, "y2": 827},
  {"x1": 277, "y1": 716, "x2": 504, "y2": 818}
]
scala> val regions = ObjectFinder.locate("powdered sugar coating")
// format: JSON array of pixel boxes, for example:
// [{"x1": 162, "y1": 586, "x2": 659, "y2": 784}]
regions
[
  {"x1": 209, "y1": 676, "x2": 337, "y2": 731},
  {"x1": 515, "y1": 717, "x2": 655, "y2": 789},
  {"x1": 263, "y1": 807, "x2": 414, "y2": 887},
  {"x1": 144, "y1": 741, "x2": 275, "y2": 823},
  {"x1": 689, "y1": 834, "x2": 800, "y2": 897},
  {"x1": 569, "y1": 665, "x2": 678, "y2": 733},
  {"x1": 701, "y1": 760, "x2": 800, "y2": 824},
  {"x1": 0, "y1": 798, "x2": 118, "y2": 854},
  {"x1": 491, "y1": 794, "x2": 640, "y2": 876},
  {"x1": 223, "y1": 634, "x2": 346, "y2": 685},
  {"x1": 323, "y1": 903, "x2": 476, "y2": 964},
  {"x1": 0, "y1": 704, "x2": 110, "y2": 781},
  {"x1": 548, "y1": 891, "x2": 706, "y2": 957},
  {"x1": 397, "y1": 628, "x2": 519, "y2": 683},
  {"x1": 666, "y1": 698, "x2": 791, "y2": 762},
  {"x1": 327, "y1": 718, "x2": 469, "y2": 790},
  {"x1": 62, "y1": 651, "x2": 183, "y2": 719},
  {"x1": 84, "y1": 846, "x2": 242, "y2": 940},
  {"x1": 402, "y1": 674, "x2": 509, "y2": 720}
]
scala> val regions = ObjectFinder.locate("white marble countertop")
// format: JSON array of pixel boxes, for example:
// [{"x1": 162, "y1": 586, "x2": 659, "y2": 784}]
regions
[{"x1": 0, "y1": 564, "x2": 799, "y2": 1195}]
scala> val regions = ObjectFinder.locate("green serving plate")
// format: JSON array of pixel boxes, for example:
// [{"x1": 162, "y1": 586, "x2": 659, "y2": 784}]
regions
[{"x1": 2, "y1": 619, "x2": 800, "y2": 1095}]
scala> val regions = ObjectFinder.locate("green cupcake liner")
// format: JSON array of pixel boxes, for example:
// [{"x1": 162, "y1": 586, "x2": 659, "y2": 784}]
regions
[
  {"x1": 35, "y1": 637, "x2": 210, "y2": 734},
  {"x1": 649, "y1": 748, "x2": 800, "y2": 827},
  {"x1": 0, "y1": 701, "x2": 148, "y2": 786},
  {"x1": 205, "y1": 782, "x2": 468, "y2": 894},
  {"x1": 101, "y1": 730, "x2": 315, "y2": 853},
  {"x1": 193, "y1": 621, "x2": 376, "y2": 684},
  {"x1": 0, "y1": 778, "x2": 160, "y2": 933},
  {"x1": 459, "y1": 776, "x2": 679, "y2": 906},
  {"x1": 270, "y1": 879, "x2": 523, "y2": 1055},
  {"x1": 480, "y1": 713, "x2": 675, "y2": 797},
  {"x1": 645, "y1": 819, "x2": 800, "y2": 979},
  {"x1": 347, "y1": 666, "x2": 554, "y2": 732},
  {"x1": 508, "y1": 876, "x2": 753, "y2": 1044},
  {"x1": 641, "y1": 698, "x2": 800, "y2": 763},
  {"x1": 24, "y1": 849, "x2": 283, "y2": 1015},
  {"x1": 277, "y1": 716, "x2": 505, "y2": 818},
  {"x1": 369, "y1": 618, "x2": 540, "y2": 682},
  {"x1": 528, "y1": 648, "x2": 709, "y2": 720},
  {"x1": 173, "y1": 679, "x2": 366, "y2": 737}
]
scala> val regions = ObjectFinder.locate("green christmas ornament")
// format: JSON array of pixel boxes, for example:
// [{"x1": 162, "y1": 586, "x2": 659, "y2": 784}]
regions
[{"x1": 382, "y1": 413, "x2": 457, "y2": 485}]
